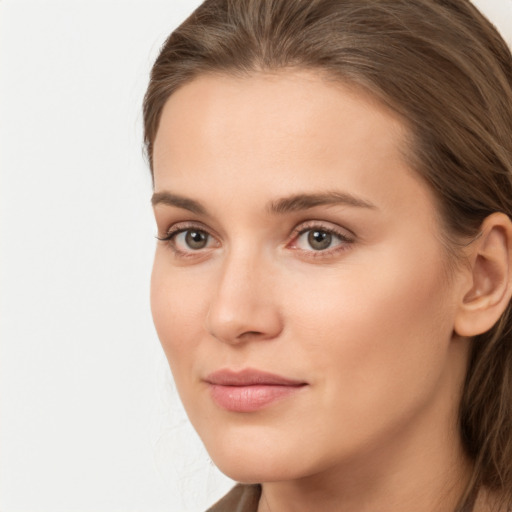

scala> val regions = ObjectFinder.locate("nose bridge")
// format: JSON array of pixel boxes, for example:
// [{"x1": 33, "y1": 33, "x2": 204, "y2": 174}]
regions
[{"x1": 206, "y1": 244, "x2": 281, "y2": 343}]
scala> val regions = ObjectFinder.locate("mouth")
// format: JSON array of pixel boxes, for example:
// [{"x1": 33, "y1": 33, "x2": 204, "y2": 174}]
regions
[{"x1": 204, "y1": 368, "x2": 308, "y2": 413}]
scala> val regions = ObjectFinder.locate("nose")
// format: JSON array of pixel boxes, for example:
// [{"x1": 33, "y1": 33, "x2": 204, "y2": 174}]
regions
[{"x1": 205, "y1": 251, "x2": 283, "y2": 344}]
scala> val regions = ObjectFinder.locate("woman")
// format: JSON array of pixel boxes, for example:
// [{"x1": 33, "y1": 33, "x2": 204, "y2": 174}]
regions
[{"x1": 144, "y1": 1, "x2": 512, "y2": 511}]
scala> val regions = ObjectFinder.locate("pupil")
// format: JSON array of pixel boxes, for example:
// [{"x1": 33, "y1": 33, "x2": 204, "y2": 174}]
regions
[
  {"x1": 186, "y1": 230, "x2": 207, "y2": 249},
  {"x1": 308, "y1": 230, "x2": 332, "y2": 250}
]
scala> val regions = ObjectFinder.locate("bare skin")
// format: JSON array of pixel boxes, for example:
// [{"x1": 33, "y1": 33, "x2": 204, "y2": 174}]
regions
[{"x1": 150, "y1": 71, "x2": 512, "y2": 512}]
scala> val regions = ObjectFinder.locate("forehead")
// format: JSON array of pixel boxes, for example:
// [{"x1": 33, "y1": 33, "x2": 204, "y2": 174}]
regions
[
  {"x1": 154, "y1": 70, "x2": 407, "y2": 170},
  {"x1": 152, "y1": 70, "x2": 432, "y2": 222}
]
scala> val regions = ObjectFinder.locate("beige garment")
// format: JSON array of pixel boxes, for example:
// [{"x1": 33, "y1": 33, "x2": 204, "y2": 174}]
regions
[
  {"x1": 205, "y1": 482, "x2": 483, "y2": 511},
  {"x1": 206, "y1": 484, "x2": 261, "y2": 512}
]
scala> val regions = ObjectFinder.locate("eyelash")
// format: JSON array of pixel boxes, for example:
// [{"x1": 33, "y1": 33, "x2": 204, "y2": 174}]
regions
[
  {"x1": 289, "y1": 221, "x2": 354, "y2": 258},
  {"x1": 156, "y1": 221, "x2": 355, "y2": 259},
  {"x1": 156, "y1": 221, "x2": 217, "y2": 259}
]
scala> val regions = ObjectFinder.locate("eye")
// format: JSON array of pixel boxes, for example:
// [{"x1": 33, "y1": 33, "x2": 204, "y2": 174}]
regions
[
  {"x1": 300, "y1": 229, "x2": 336, "y2": 251},
  {"x1": 157, "y1": 224, "x2": 219, "y2": 255},
  {"x1": 289, "y1": 222, "x2": 354, "y2": 254},
  {"x1": 175, "y1": 229, "x2": 210, "y2": 250}
]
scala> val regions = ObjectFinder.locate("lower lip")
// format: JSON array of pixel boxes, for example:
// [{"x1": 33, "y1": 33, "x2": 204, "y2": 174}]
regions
[{"x1": 208, "y1": 384, "x2": 306, "y2": 412}]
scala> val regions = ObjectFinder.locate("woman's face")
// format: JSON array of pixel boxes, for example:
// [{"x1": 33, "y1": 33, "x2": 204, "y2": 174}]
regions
[{"x1": 151, "y1": 71, "x2": 469, "y2": 483}]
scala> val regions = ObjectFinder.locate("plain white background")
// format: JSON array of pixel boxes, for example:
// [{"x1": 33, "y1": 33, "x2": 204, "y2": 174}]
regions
[{"x1": 1, "y1": 1, "x2": 511, "y2": 511}]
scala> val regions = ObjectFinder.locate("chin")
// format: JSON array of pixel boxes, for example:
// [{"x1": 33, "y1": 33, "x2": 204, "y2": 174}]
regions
[
  {"x1": 198, "y1": 427, "x2": 320, "y2": 484},
  {"x1": 212, "y1": 456, "x2": 300, "y2": 484}
]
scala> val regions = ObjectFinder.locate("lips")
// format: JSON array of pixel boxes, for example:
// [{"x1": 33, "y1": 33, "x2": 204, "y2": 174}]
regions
[{"x1": 204, "y1": 369, "x2": 307, "y2": 413}]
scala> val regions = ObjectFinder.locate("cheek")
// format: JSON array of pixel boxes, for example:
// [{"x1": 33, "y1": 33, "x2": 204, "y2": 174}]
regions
[
  {"x1": 284, "y1": 248, "x2": 456, "y2": 415},
  {"x1": 150, "y1": 254, "x2": 208, "y2": 373}
]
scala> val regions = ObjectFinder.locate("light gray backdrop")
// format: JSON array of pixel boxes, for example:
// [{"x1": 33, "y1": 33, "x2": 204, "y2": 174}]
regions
[{"x1": 1, "y1": 1, "x2": 511, "y2": 511}]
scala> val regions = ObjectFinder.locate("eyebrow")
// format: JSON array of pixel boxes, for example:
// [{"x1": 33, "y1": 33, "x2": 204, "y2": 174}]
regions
[
  {"x1": 151, "y1": 191, "x2": 207, "y2": 215},
  {"x1": 151, "y1": 190, "x2": 377, "y2": 215},
  {"x1": 268, "y1": 192, "x2": 377, "y2": 214}
]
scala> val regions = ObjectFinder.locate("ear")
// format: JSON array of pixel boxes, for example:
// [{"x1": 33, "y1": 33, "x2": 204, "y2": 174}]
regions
[{"x1": 454, "y1": 212, "x2": 512, "y2": 337}]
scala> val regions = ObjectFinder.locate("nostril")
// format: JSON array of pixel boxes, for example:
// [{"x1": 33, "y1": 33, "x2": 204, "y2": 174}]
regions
[{"x1": 238, "y1": 330, "x2": 264, "y2": 340}]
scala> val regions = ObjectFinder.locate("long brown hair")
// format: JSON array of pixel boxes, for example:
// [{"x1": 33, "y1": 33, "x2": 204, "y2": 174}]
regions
[{"x1": 143, "y1": 1, "x2": 512, "y2": 509}]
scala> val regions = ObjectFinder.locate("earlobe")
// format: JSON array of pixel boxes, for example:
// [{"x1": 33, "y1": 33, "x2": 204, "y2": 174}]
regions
[{"x1": 454, "y1": 213, "x2": 512, "y2": 338}]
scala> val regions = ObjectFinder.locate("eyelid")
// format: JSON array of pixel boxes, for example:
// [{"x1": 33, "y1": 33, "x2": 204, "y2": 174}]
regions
[
  {"x1": 290, "y1": 219, "x2": 355, "y2": 239},
  {"x1": 157, "y1": 221, "x2": 215, "y2": 241}
]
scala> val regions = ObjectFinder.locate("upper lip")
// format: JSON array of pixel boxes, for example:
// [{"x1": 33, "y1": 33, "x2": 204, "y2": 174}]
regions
[{"x1": 204, "y1": 368, "x2": 307, "y2": 387}]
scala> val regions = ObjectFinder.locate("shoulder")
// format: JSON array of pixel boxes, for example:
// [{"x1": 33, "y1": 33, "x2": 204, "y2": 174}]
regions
[{"x1": 206, "y1": 484, "x2": 262, "y2": 512}]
